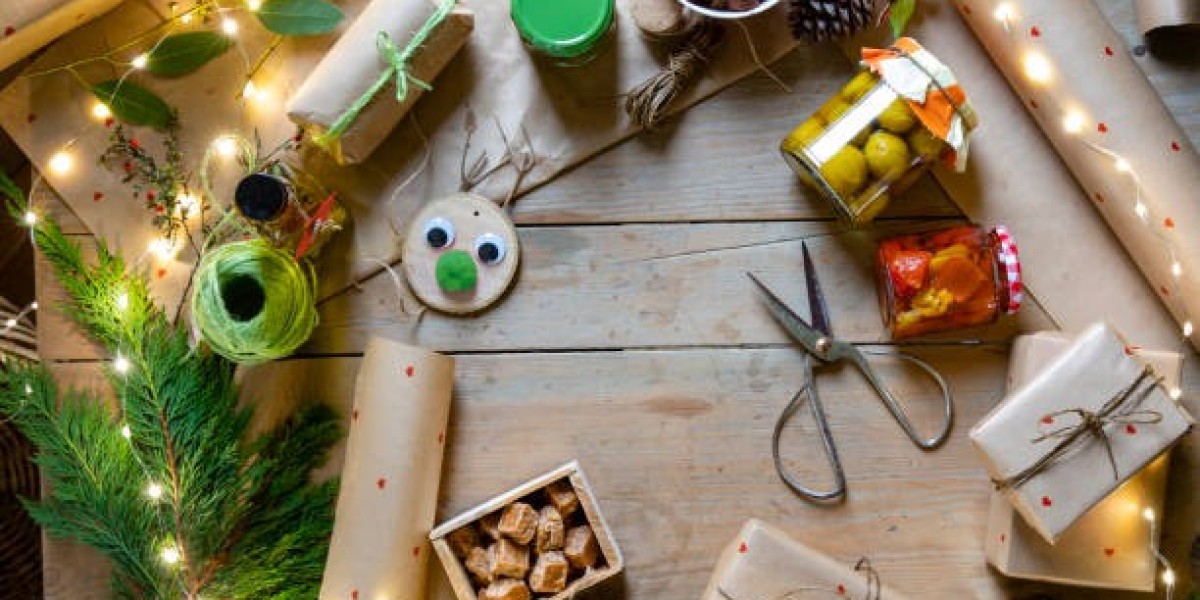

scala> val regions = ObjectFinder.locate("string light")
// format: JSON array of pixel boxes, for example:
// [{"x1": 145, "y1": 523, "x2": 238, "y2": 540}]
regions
[
  {"x1": 180, "y1": 13, "x2": 193, "y2": 24},
  {"x1": 4, "y1": 318, "x2": 16, "y2": 328},
  {"x1": 114, "y1": 355, "x2": 131, "y2": 374},
  {"x1": 221, "y1": 17, "x2": 238, "y2": 36},
  {"x1": 1144, "y1": 507, "x2": 1155, "y2": 522},
  {"x1": 1163, "y1": 569, "x2": 1176, "y2": 585},
  {"x1": 1171, "y1": 261, "x2": 1182, "y2": 279},
  {"x1": 24, "y1": 384, "x2": 32, "y2": 395},
  {"x1": 1021, "y1": 52, "x2": 1052, "y2": 84},
  {"x1": 147, "y1": 482, "x2": 164, "y2": 500},
  {"x1": 91, "y1": 102, "x2": 112, "y2": 121},
  {"x1": 23, "y1": 210, "x2": 38, "y2": 226},
  {"x1": 176, "y1": 192, "x2": 199, "y2": 216},
  {"x1": 148, "y1": 238, "x2": 177, "y2": 261},
  {"x1": 213, "y1": 135, "x2": 239, "y2": 157},
  {"x1": 1134, "y1": 202, "x2": 1149, "y2": 221},
  {"x1": 161, "y1": 546, "x2": 180, "y2": 565},
  {"x1": 247, "y1": 0, "x2": 262, "y2": 10},
  {"x1": 116, "y1": 291, "x2": 130, "y2": 311},
  {"x1": 1062, "y1": 111, "x2": 1085, "y2": 134},
  {"x1": 242, "y1": 81, "x2": 259, "y2": 100},
  {"x1": 993, "y1": 2, "x2": 1016, "y2": 22},
  {"x1": 1115, "y1": 157, "x2": 1132, "y2": 172},
  {"x1": 1169, "y1": 387, "x2": 1182, "y2": 400},
  {"x1": 30, "y1": 302, "x2": 36, "y2": 310},
  {"x1": 48, "y1": 150, "x2": 72, "y2": 175},
  {"x1": 131, "y1": 53, "x2": 149, "y2": 69},
  {"x1": 1183, "y1": 321, "x2": 1194, "y2": 338},
  {"x1": 121, "y1": 424, "x2": 132, "y2": 439}
]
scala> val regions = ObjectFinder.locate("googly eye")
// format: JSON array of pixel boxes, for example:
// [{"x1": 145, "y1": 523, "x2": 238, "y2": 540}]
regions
[
  {"x1": 474, "y1": 233, "x2": 507, "y2": 266},
  {"x1": 423, "y1": 217, "x2": 455, "y2": 250}
]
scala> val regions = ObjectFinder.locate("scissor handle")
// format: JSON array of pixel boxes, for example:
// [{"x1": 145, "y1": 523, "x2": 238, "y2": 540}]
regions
[
  {"x1": 846, "y1": 348, "x2": 954, "y2": 450},
  {"x1": 772, "y1": 355, "x2": 847, "y2": 502}
]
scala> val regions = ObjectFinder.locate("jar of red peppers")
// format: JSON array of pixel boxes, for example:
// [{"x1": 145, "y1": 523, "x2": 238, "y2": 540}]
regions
[
  {"x1": 877, "y1": 224, "x2": 1021, "y2": 339},
  {"x1": 780, "y1": 38, "x2": 977, "y2": 227}
]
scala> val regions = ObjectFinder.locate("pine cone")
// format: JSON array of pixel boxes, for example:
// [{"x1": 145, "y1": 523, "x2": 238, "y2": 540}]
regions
[{"x1": 788, "y1": 0, "x2": 877, "y2": 42}]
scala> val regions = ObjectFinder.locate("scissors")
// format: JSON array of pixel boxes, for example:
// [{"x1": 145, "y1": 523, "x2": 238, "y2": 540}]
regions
[{"x1": 746, "y1": 242, "x2": 954, "y2": 502}]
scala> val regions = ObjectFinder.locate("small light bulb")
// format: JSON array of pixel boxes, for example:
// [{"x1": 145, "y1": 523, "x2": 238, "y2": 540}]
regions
[
  {"x1": 247, "y1": 0, "x2": 262, "y2": 11},
  {"x1": 116, "y1": 292, "x2": 130, "y2": 311},
  {"x1": 1171, "y1": 261, "x2": 1183, "y2": 278},
  {"x1": 213, "y1": 136, "x2": 238, "y2": 157},
  {"x1": 221, "y1": 17, "x2": 238, "y2": 36},
  {"x1": 92, "y1": 102, "x2": 112, "y2": 121},
  {"x1": 23, "y1": 211, "x2": 37, "y2": 226},
  {"x1": 1022, "y1": 52, "x2": 1052, "y2": 84},
  {"x1": 148, "y1": 238, "x2": 177, "y2": 261},
  {"x1": 1115, "y1": 158, "x2": 1132, "y2": 172},
  {"x1": 1170, "y1": 387, "x2": 1183, "y2": 400},
  {"x1": 1062, "y1": 111, "x2": 1085, "y2": 134},
  {"x1": 993, "y1": 3, "x2": 1016, "y2": 22},
  {"x1": 1183, "y1": 320, "x2": 1194, "y2": 337},
  {"x1": 49, "y1": 150, "x2": 72, "y2": 175},
  {"x1": 1163, "y1": 569, "x2": 1176, "y2": 585},
  {"x1": 180, "y1": 13, "x2": 193, "y2": 24},
  {"x1": 131, "y1": 53, "x2": 149, "y2": 69},
  {"x1": 161, "y1": 546, "x2": 180, "y2": 565},
  {"x1": 121, "y1": 424, "x2": 132, "y2": 439},
  {"x1": 4, "y1": 318, "x2": 16, "y2": 328},
  {"x1": 242, "y1": 81, "x2": 258, "y2": 99},
  {"x1": 24, "y1": 384, "x2": 32, "y2": 395},
  {"x1": 30, "y1": 302, "x2": 37, "y2": 310},
  {"x1": 1135, "y1": 203, "x2": 1149, "y2": 221},
  {"x1": 176, "y1": 192, "x2": 198, "y2": 216},
  {"x1": 1143, "y1": 507, "x2": 1155, "y2": 521},
  {"x1": 147, "y1": 482, "x2": 164, "y2": 500},
  {"x1": 114, "y1": 355, "x2": 131, "y2": 374}
]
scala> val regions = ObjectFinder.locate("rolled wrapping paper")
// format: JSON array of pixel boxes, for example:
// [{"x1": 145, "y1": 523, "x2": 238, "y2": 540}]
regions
[
  {"x1": 319, "y1": 337, "x2": 455, "y2": 600},
  {"x1": 986, "y1": 331, "x2": 1179, "y2": 591},
  {"x1": 0, "y1": 0, "x2": 122, "y2": 70},
  {"x1": 958, "y1": 0, "x2": 1200, "y2": 349},
  {"x1": 286, "y1": 0, "x2": 474, "y2": 165},
  {"x1": 1136, "y1": 0, "x2": 1200, "y2": 37},
  {"x1": 701, "y1": 519, "x2": 914, "y2": 600},
  {"x1": 969, "y1": 322, "x2": 1193, "y2": 544}
]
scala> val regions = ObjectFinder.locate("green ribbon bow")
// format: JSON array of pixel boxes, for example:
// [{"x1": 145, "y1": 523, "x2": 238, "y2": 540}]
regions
[{"x1": 316, "y1": 0, "x2": 457, "y2": 148}]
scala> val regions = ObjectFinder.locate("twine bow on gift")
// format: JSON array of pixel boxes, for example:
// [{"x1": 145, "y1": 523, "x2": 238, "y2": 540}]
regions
[
  {"x1": 315, "y1": 0, "x2": 457, "y2": 147},
  {"x1": 717, "y1": 557, "x2": 882, "y2": 600},
  {"x1": 993, "y1": 366, "x2": 1164, "y2": 492}
]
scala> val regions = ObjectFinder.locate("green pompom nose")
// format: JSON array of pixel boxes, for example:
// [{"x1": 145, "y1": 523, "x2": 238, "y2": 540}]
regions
[{"x1": 435, "y1": 250, "x2": 478, "y2": 293}]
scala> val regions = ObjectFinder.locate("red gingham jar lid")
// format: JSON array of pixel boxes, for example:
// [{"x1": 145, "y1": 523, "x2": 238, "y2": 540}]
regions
[{"x1": 992, "y1": 225, "x2": 1022, "y2": 314}]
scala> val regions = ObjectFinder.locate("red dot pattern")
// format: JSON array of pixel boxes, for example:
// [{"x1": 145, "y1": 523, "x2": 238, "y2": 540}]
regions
[
  {"x1": 376, "y1": 477, "x2": 386, "y2": 490},
  {"x1": 738, "y1": 542, "x2": 748, "y2": 554},
  {"x1": 1041, "y1": 496, "x2": 1053, "y2": 507},
  {"x1": 1030, "y1": 26, "x2": 1041, "y2": 37}
]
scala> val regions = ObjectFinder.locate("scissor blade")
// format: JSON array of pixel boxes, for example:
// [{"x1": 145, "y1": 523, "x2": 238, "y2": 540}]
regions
[
  {"x1": 802, "y1": 242, "x2": 833, "y2": 337},
  {"x1": 746, "y1": 272, "x2": 829, "y2": 357}
]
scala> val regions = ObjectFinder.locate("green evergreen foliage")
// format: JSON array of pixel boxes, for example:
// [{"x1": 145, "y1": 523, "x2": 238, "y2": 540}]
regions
[{"x1": 0, "y1": 173, "x2": 339, "y2": 599}]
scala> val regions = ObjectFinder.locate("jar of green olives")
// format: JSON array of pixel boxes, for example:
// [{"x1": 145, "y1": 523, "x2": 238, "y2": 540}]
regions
[{"x1": 780, "y1": 38, "x2": 977, "y2": 227}]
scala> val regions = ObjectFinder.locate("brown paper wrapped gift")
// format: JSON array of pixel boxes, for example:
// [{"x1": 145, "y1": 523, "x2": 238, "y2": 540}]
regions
[
  {"x1": 0, "y1": 0, "x2": 122, "y2": 71},
  {"x1": 970, "y1": 323, "x2": 1192, "y2": 544},
  {"x1": 701, "y1": 519, "x2": 913, "y2": 600},
  {"x1": 986, "y1": 331, "x2": 1180, "y2": 591},
  {"x1": 318, "y1": 337, "x2": 455, "y2": 600},
  {"x1": 286, "y1": 0, "x2": 474, "y2": 164}
]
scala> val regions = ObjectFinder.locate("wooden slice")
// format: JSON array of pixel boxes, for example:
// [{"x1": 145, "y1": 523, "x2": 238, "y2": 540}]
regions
[{"x1": 402, "y1": 193, "x2": 520, "y2": 315}]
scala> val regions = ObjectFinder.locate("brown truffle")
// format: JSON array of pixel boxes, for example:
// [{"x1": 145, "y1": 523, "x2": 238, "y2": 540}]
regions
[
  {"x1": 465, "y1": 546, "x2": 492, "y2": 586},
  {"x1": 479, "y1": 579, "x2": 531, "y2": 600},
  {"x1": 529, "y1": 551, "x2": 570, "y2": 594},
  {"x1": 489, "y1": 538, "x2": 530, "y2": 579},
  {"x1": 564, "y1": 525, "x2": 599, "y2": 570},
  {"x1": 479, "y1": 511, "x2": 502, "y2": 540},
  {"x1": 447, "y1": 525, "x2": 479, "y2": 559},
  {"x1": 545, "y1": 480, "x2": 579, "y2": 517},
  {"x1": 535, "y1": 505, "x2": 565, "y2": 553},
  {"x1": 498, "y1": 502, "x2": 538, "y2": 545}
]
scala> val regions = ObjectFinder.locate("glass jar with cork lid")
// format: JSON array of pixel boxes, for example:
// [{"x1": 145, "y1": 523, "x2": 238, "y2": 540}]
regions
[{"x1": 511, "y1": 0, "x2": 615, "y2": 67}]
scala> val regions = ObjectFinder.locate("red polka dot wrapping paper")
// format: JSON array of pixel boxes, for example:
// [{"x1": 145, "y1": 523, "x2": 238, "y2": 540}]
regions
[
  {"x1": 0, "y1": 0, "x2": 122, "y2": 71},
  {"x1": 985, "y1": 331, "x2": 1180, "y2": 591},
  {"x1": 957, "y1": 0, "x2": 1200, "y2": 351},
  {"x1": 318, "y1": 337, "x2": 454, "y2": 600},
  {"x1": 700, "y1": 519, "x2": 915, "y2": 600},
  {"x1": 968, "y1": 323, "x2": 1193, "y2": 545}
]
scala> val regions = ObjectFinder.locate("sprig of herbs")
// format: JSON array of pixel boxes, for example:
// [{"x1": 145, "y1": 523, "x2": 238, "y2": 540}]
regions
[{"x1": 99, "y1": 122, "x2": 193, "y2": 241}]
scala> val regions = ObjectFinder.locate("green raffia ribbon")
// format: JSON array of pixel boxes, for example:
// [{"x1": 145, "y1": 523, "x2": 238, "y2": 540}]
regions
[
  {"x1": 191, "y1": 240, "x2": 319, "y2": 364},
  {"x1": 314, "y1": 0, "x2": 457, "y2": 148}
]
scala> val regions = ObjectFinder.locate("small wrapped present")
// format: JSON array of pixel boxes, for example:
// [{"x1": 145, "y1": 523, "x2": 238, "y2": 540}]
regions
[
  {"x1": 287, "y1": 0, "x2": 474, "y2": 164},
  {"x1": 0, "y1": 0, "x2": 123, "y2": 71},
  {"x1": 970, "y1": 322, "x2": 1193, "y2": 544},
  {"x1": 986, "y1": 331, "x2": 1180, "y2": 590},
  {"x1": 701, "y1": 519, "x2": 913, "y2": 600}
]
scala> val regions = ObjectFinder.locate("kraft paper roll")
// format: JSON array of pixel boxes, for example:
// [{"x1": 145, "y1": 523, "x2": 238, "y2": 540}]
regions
[
  {"x1": 286, "y1": 0, "x2": 474, "y2": 165},
  {"x1": 319, "y1": 337, "x2": 455, "y2": 600},
  {"x1": 959, "y1": 1, "x2": 1200, "y2": 349},
  {"x1": 1136, "y1": 0, "x2": 1200, "y2": 37}
]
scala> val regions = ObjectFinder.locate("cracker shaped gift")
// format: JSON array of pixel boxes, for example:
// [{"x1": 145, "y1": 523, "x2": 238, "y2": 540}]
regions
[
  {"x1": 702, "y1": 519, "x2": 914, "y2": 600},
  {"x1": 985, "y1": 330, "x2": 1181, "y2": 590},
  {"x1": 970, "y1": 322, "x2": 1192, "y2": 544}
]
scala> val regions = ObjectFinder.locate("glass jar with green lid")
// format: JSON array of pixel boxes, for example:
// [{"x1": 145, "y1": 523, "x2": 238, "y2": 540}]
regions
[{"x1": 511, "y1": 0, "x2": 615, "y2": 66}]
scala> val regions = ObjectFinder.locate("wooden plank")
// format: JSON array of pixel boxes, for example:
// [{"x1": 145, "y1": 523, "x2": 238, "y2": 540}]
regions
[
  {"x1": 306, "y1": 220, "x2": 1055, "y2": 355},
  {"x1": 49, "y1": 342, "x2": 1198, "y2": 600}
]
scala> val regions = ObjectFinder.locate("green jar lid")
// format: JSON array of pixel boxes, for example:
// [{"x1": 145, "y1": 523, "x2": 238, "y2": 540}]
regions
[{"x1": 511, "y1": 0, "x2": 614, "y2": 59}]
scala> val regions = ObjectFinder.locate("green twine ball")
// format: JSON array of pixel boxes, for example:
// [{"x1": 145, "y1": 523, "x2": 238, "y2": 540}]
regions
[
  {"x1": 191, "y1": 240, "x2": 319, "y2": 364},
  {"x1": 435, "y1": 249, "x2": 478, "y2": 292}
]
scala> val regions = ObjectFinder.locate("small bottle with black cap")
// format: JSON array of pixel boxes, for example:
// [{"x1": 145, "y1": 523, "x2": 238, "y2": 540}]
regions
[{"x1": 234, "y1": 172, "x2": 306, "y2": 247}]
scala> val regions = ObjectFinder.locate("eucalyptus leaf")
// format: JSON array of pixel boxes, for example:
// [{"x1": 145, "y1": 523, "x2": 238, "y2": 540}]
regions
[
  {"x1": 147, "y1": 31, "x2": 232, "y2": 77},
  {"x1": 889, "y1": 0, "x2": 917, "y2": 39},
  {"x1": 91, "y1": 81, "x2": 175, "y2": 130},
  {"x1": 256, "y1": 0, "x2": 343, "y2": 36}
]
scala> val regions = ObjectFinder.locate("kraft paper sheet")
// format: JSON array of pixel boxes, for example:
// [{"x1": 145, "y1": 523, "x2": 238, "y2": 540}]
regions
[
  {"x1": 701, "y1": 519, "x2": 913, "y2": 600},
  {"x1": 969, "y1": 322, "x2": 1192, "y2": 544},
  {"x1": 0, "y1": 0, "x2": 796, "y2": 311},
  {"x1": 0, "y1": 0, "x2": 122, "y2": 71},
  {"x1": 955, "y1": 0, "x2": 1200, "y2": 349},
  {"x1": 319, "y1": 337, "x2": 454, "y2": 600},
  {"x1": 986, "y1": 331, "x2": 1179, "y2": 591}
]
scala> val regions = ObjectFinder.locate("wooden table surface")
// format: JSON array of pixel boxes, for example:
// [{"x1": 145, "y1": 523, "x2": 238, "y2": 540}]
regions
[{"x1": 33, "y1": 1, "x2": 1200, "y2": 598}]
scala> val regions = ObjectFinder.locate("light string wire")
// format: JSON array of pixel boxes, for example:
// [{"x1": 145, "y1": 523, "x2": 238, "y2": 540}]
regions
[{"x1": 988, "y1": 3, "x2": 1184, "y2": 595}]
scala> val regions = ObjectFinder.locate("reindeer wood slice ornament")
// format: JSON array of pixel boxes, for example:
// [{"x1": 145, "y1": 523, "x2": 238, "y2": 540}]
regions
[{"x1": 402, "y1": 193, "x2": 520, "y2": 314}]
